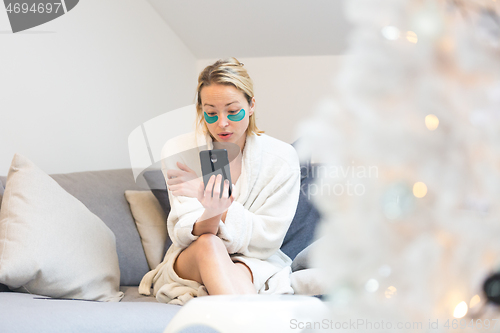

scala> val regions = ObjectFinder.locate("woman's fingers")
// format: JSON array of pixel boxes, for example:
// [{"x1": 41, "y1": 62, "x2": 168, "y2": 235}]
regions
[
  {"x1": 197, "y1": 175, "x2": 233, "y2": 214},
  {"x1": 166, "y1": 169, "x2": 182, "y2": 178},
  {"x1": 167, "y1": 162, "x2": 205, "y2": 198},
  {"x1": 212, "y1": 174, "x2": 222, "y2": 198},
  {"x1": 177, "y1": 161, "x2": 193, "y2": 173},
  {"x1": 166, "y1": 169, "x2": 183, "y2": 185},
  {"x1": 204, "y1": 175, "x2": 216, "y2": 197},
  {"x1": 222, "y1": 179, "x2": 230, "y2": 199},
  {"x1": 166, "y1": 178, "x2": 182, "y2": 186},
  {"x1": 166, "y1": 166, "x2": 196, "y2": 186}
]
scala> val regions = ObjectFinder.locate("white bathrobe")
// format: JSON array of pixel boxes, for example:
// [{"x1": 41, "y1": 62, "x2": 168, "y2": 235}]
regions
[{"x1": 138, "y1": 130, "x2": 301, "y2": 305}]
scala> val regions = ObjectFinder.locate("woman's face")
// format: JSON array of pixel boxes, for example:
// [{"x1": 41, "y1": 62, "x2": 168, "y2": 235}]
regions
[{"x1": 200, "y1": 84, "x2": 255, "y2": 151}]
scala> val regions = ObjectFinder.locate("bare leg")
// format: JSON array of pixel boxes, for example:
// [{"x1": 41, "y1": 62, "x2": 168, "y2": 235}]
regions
[{"x1": 173, "y1": 234, "x2": 257, "y2": 295}]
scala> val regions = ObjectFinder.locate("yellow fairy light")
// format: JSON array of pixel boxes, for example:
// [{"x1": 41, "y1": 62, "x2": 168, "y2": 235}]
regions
[
  {"x1": 453, "y1": 301, "x2": 468, "y2": 318},
  {"x1": 470, "y1": 294, "x2": 481, "y2": 308},
  {"x1": 413, "y1": 182, "x2": 428, "y2": 198},
  {"x1": 406, "y1": 31, "x2": 418, "y2": 44},
  {"x1": 385, "y1": 286, "x2": 397, "y2": 298},
  {"x1": 425, "y1": 114, "x2": 439, "y2": 131}
]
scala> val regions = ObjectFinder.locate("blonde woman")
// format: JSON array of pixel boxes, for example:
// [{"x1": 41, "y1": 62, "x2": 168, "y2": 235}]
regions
[{"x1": 139, "y1": 58, "x2": 301, "y2": 305}]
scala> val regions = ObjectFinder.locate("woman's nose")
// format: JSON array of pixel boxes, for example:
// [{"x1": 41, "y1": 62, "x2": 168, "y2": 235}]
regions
[{"x1": 218, "y1": 115, "x2": 229, "y2": 127}]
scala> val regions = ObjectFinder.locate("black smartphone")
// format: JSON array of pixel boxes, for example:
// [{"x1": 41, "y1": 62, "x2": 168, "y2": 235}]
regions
[{"x1": 199, "y1": 149, "x2": 232, "y2": 197}]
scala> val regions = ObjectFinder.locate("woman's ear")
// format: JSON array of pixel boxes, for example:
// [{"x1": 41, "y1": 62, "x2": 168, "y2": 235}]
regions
[{"x1": 249, "y1": 97, "x2": 256, "y2": 116}]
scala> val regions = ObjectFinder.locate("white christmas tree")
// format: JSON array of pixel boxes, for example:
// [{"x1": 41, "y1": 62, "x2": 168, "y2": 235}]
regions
[{"x1": 298, "y1": 0, "x2": 500, "y2": 331}]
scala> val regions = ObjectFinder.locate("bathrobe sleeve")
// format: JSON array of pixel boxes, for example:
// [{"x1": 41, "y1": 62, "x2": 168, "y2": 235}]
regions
[
  {"x1": 162, "y1": 176, "x2": 203, "y2": 249},
  {"x1": 216, "y1": 156, "x2": 301, "y2": 260}
]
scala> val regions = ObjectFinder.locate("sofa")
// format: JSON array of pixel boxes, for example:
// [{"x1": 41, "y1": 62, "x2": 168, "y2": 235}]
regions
[{"x1": 0, "y1": 153, "x2": 322, "y2": 333}]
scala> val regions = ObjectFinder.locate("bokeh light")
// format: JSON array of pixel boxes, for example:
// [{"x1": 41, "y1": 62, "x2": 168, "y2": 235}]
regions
[
  {"x1": 469, "y1": 294, "x2": 481, "y2": 308},
  {"x1": 365, "y1": 279, "x2": 379, "y2": 293},
  {"x1": 382, "y1": 26, "x2": 401, "y2": 40},
  {"x1": 413, "y1": 182, "x2": 428, "y2": 198},
  {"x1": 406, "y1": 31, "x2": 418, "y2": 43},
  {"x1": 453, "y1": 301, "x2": 468, "y2": 318},
  {"x1": 385, "y1": 286, "x2": 397, "y2": 298},
  {"x1": 425, "y1": 114, "x2": 439, "y2": 130}
]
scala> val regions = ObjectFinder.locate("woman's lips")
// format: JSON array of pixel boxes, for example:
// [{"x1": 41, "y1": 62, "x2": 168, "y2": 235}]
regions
[{"x1": 218, "y1": 133, "x2": 233, "y2": 140}]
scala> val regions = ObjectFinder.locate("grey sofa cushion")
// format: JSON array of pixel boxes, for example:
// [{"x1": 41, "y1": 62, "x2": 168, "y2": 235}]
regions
[
  {"x1": 291, "y1": 238, "x2": 321, "y2": 272},
  {"x1": 281, "y1": 141, "x2": 321, "y2": 260},
  {"x1": 143, "y1": 169, "x2": 171, "y2": 217},
  {"x1": 281, "y1": 168, "x2": 321, "y2": 260},
  {"x1": 0, "y1": 292, "x2": 181, "y2": 333},
  {"x1": 0, "y1": 170, "x2": 150, "y2": 286}
]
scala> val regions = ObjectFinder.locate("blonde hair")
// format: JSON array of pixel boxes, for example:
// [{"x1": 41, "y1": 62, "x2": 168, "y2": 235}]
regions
[{"x1": 195, "y1": 57, "x2": 264, "y2": 138}]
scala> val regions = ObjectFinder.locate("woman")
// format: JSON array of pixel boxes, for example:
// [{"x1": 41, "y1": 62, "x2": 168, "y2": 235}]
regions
[{"x1": 139, "y1": 58, "x2": 301, "y2": 305}]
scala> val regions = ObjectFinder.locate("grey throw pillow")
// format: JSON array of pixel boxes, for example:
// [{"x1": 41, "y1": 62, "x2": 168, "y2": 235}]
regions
[
  {"x1": 281, "y1": 166, "x2": 321, "y2": 260},
  {"x1": 291, "y1": 238, "x2": 322, "y2": 272},
  {"x1": 143, "y1": 169, "x2": 171, "y2": 217},
  {"x1": 281, "y1": 140, "x2": 321, "y2": 260}
]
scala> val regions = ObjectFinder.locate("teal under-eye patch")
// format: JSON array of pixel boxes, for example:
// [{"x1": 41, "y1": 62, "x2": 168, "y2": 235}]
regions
[
  {"x1": 204, "y1": 112, "x2": 218, "y2": 124},
  {"x1": 227, "y1": 109, "x2": 245, "y2": 122}
]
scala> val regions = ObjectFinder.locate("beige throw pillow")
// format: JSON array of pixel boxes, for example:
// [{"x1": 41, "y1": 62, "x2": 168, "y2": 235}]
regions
[
  {"x1": 125, "y1": 190, "x2": 169, "y2": 269},
  {"x1": 0, "y1": 154, "x2": 123, "y2": 302}
]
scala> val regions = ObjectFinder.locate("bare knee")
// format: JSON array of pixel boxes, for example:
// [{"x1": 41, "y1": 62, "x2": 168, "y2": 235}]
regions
[
  {"x1": 173, "y1": 234, "x2": 224, "y2": 282},
  {"x1": 193, "y1": 234, "x2": 227, "y2": 261},
  {"x1": 196, "y1": 233, "x2": 222, "y2": 245}
]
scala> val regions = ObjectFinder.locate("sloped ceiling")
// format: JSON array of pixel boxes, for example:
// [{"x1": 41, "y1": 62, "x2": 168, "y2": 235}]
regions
[{"x1": 147, "y1": 0, "x2": 352, "y2": 58}]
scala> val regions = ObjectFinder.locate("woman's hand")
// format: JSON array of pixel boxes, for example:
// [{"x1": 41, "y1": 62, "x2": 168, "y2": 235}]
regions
[
  {"x1": 166, "y1": 162, "x2": 202, "y2": 198},
  {"x1": 197, "y1": 174, "x2": 234, "y2": 219}
]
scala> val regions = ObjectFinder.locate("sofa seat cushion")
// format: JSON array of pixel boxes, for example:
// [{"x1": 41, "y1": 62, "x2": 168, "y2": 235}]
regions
[
  {"x1": 120, "y1": 286, "x2": 161, "y2": 302},
  {"x1": 0, "y1": 154, "x2": 123, "y2": 301},
  {"x1": 0, "y1": 292, "x2": 182, "y2": 333}
]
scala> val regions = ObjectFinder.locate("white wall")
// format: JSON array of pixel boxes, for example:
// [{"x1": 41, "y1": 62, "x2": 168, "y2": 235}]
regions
[
  {"x1": 0, "y1": 0, "x2": 197, "y2": 175},
  {"x1": 197, "y1": 56, "x2": 345, "y2": 145}
]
